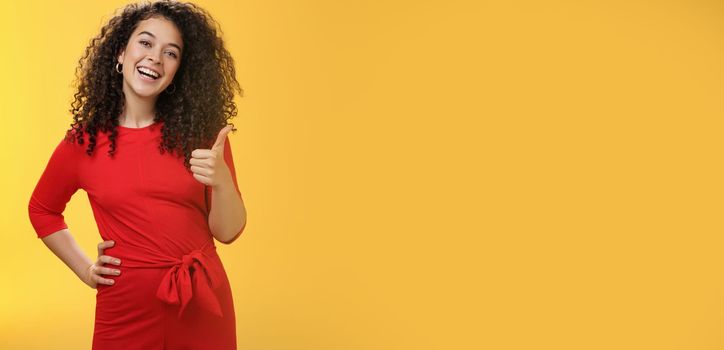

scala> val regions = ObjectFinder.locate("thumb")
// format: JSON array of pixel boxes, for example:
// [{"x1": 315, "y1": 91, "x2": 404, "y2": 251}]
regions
[{"x1": 212, "y1": 125, "x2": 233, "y2": 150}]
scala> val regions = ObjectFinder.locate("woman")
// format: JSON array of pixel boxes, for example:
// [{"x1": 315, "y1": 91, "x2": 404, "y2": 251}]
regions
[{"x1": 27, "y1": 1, "x2": 247, "y2": 348}]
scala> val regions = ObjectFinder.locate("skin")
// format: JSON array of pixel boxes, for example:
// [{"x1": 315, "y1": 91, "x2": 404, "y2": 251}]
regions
[
  {"x1": 41, "y1": 16, "x2": 247, "y2": 289},
  {"x1": 196, "y1": 124, "x2": 247, "y2": 244},
  {"x1": 116, "y1": 16, "x2": 183, "y2": 127}
]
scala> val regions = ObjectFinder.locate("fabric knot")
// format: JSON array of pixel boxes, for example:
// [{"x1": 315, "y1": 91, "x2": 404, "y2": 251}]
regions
[
  {"x1": 155, "y1": 243, "x2": 224, "y2": 318},
  {"x1": 182, "y1": 254, "x2": 194, "y2": 267}
]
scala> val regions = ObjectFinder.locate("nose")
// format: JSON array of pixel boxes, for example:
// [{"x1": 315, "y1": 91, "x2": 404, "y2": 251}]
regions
[{"x1": 146, "y1": 51, "x2": 162, "y2": 65}]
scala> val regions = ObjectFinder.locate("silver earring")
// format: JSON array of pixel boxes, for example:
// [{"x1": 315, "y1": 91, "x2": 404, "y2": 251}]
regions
[{"x1": 115, "y1": 62, "x2": 122, "y2": 74}]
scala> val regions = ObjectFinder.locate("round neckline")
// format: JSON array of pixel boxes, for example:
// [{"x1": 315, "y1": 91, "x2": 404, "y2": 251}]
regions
[{"x1": 117, "y1": 120, "x2": 161, "y2": 131}]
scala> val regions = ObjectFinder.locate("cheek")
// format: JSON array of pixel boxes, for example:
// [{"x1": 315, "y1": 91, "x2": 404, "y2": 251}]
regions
[
  {"x1": 165, "y1": 64, "x2": 180, "y2": 79},
  {"x1": 126, "y1": 48, "x2": 143, "y2": 60}
]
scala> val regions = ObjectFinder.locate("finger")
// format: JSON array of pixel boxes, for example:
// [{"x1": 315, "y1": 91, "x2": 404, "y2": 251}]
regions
[
  {"x1": 192, "y1": 173, "x2": 211, "y2": 185},
  {"x1": 99, "y1": 255, "x2": 122, "y2": 266},
  {"x1": 189, "y1": 157, "x2": 210, "y2": 167},
  {"x1": 93, "y1": 274, "x2": 115, "y2": 285},
  {"x1": 190, "y1": 165, "x2": 212, "y2": 177},
  {"x1": 191, "y1": 149, "x2": 216, "y2": 159},
  {"x1": 212, "y1": 125, "x2": 233, "y2": 151},
  {"x1": 99, "y1": 266, "x2": 121, "y2": 276},
  {"x1": 97, "y1": 240, "x2": 114, "y2": 255}
]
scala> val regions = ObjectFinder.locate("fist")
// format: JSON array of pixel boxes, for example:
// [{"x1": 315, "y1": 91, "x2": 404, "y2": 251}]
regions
[{"x1": 190, "y1": 125, "x2": 234, "y2": 188}]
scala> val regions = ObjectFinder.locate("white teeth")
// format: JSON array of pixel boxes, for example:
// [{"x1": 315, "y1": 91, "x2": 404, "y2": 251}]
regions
[{"x1": 138, "y1": 67, "x2": 160, "y2": 78}]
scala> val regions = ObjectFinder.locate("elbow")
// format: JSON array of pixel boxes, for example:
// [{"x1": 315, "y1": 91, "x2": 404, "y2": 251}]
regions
[
  {"x1": 28, "y1": 198, "x2": 67, "y2": 239},
  {"x1": 216, "y1": 219, "x2": 246, "y2": 245}
]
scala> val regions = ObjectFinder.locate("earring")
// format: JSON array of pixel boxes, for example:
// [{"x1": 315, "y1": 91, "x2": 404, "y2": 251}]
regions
[
  {"x1": 115, "y1": 62, "x2": 122, "y2": 74},
  {"x1": 165, "y1": 83, "x2": 176, "y2": 94}
]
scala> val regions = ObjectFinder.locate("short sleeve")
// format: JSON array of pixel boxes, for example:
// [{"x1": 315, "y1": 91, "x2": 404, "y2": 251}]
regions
[
  {"x1": 28, "y1": 136, "x2": 82, "y2": 239},
  {"x1": 204, "y1": 135, "x2": 243, "y2": 211}
]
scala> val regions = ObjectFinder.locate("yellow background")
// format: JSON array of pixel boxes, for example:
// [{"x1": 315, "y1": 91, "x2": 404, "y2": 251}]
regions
[{"x1": 2, "y1": 0, "x2": 724, "y2": 349}]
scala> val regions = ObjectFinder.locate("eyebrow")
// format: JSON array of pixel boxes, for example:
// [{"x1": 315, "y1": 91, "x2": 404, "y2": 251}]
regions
[{"x1": 138, "y1": 31, "x2": 182, "y2": 52}]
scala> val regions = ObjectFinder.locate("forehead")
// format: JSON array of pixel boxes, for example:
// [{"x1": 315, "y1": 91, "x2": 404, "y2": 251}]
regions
[{"x1": 132, "y1": 17, "x2": 183, "y2": 48}]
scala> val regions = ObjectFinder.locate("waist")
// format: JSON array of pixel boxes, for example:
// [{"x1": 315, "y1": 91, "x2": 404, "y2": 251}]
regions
[
  {"x1": 112, "y1": 239, "x2": 218, "y2": 269},
  {"x1": 110, "y1": 238, "x2": 227, "y2": 318}
]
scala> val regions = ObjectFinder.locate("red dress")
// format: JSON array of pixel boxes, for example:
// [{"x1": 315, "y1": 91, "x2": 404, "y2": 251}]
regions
[{"x1": 28, "y1": 120, "x2": 244, "y2": 349}]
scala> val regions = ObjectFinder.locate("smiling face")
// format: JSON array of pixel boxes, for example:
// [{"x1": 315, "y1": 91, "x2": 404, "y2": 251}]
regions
[{"x1": 117, "y1": 16, "x2": 183, "y2": 99}]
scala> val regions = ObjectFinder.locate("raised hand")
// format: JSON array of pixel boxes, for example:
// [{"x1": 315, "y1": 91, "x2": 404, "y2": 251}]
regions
[
  {"x1": 83, "y1": 240, "x2": 122, "y2": 289},
  {"x1": 189, "y1": 125, "x2": 234, "y2": 188}
]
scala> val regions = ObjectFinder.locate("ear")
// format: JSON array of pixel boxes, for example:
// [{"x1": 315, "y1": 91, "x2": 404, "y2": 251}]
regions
[{"x1": 117, "y1": 48, "x2": 125, "y2": 65}]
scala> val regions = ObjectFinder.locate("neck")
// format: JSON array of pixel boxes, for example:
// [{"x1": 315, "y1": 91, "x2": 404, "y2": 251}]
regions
[{"x1": 120, "y1": 85, "x2": 158, "y2": 127}]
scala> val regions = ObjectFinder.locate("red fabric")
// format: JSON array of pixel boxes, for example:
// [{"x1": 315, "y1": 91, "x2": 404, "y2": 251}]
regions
[
  {"x1": 155, "y1": 239, "x2": 225, "y2": 318},
  {"x1": 28, "y1": 120, "x2": 242, "y2": 349}
]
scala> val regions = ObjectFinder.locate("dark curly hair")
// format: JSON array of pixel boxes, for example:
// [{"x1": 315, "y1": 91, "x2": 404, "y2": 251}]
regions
[{"x1": 65, "y1": 0, "x2": 243, "y2": 170}]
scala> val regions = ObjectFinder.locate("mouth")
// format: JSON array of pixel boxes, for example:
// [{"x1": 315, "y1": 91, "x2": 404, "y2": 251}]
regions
[{"x1": 136, "y1": 65, "x2": 162, "y2": 81}]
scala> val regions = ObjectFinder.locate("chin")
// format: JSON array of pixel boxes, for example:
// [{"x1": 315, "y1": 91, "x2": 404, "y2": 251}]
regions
[{"x1": 129, "y1": 84, "x2": 162, "y2": 98}]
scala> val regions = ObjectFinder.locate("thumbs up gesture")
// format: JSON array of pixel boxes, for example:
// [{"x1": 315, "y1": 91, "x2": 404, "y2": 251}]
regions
[{"x1": 190, "y1": 125, "x2": 234, "y2": 188}]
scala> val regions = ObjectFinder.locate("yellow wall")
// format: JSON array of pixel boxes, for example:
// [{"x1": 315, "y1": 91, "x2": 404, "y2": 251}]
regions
[{"x1": 3, "y1": 0, "x2": 724, "y2": 349}]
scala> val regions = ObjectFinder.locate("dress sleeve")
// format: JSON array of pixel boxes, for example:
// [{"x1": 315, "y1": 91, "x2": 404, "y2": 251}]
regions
[
  {"x1": 205, "y1": 135, "x2": 243, "y2": 210},
  {"x1": 28, "y1": 135, "x2": 82, "y2": 239}
]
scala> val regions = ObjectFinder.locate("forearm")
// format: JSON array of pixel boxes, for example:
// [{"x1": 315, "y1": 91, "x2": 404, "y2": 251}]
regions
[
  {"x1": 208, "y1": 179, "x2": 247, "y2": 244},
  {"x1": 41, "y1": 228, "x2": 93, "y2": 282}
]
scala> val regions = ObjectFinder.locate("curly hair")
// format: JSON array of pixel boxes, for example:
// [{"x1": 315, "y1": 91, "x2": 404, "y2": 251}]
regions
[{"x1": 65, "y1": 0, "x2": 243, "y2": 170}]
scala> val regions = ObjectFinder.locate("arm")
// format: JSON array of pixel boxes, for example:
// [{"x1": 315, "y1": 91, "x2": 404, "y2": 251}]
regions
[
  {"x1": 28, "y1": 135, "x2": 91, "y2": 282},
  {"x1": 41, "y1": 229, "x2": 94, "y2": 284},
  {"x1": 208, "y1": 180, "x2": 247, "y2": 244},
  {"x1": 206, "y1": 136, "x2": 247, "y2": 244}
]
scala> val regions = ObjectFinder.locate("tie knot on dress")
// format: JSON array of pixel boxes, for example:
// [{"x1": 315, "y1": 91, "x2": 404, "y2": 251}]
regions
[
  {"x1": 182, "y1": 254, "x2": 195, "y2": 267},
  {"x1": 155, "y1": 242, "x2": 225, "y2": 318}
]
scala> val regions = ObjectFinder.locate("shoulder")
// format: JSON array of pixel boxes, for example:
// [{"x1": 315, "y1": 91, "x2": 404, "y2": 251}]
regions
[{"x1": 56, "y1": 127, "x2": 89, "y2": 156}]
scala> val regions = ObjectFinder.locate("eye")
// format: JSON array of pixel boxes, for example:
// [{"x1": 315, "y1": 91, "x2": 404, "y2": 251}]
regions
[
  {"x1": 166, "y1": 51, "x2": 178, "y2": 58},
  {"x1": 139, "y1": 40, "x2": 151, "y2": 47}
]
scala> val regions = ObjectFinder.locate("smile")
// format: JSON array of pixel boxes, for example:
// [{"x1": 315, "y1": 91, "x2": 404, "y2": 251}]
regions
[{"x1": 137, "y1": 66, "x2": 161, "y2": 81}]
